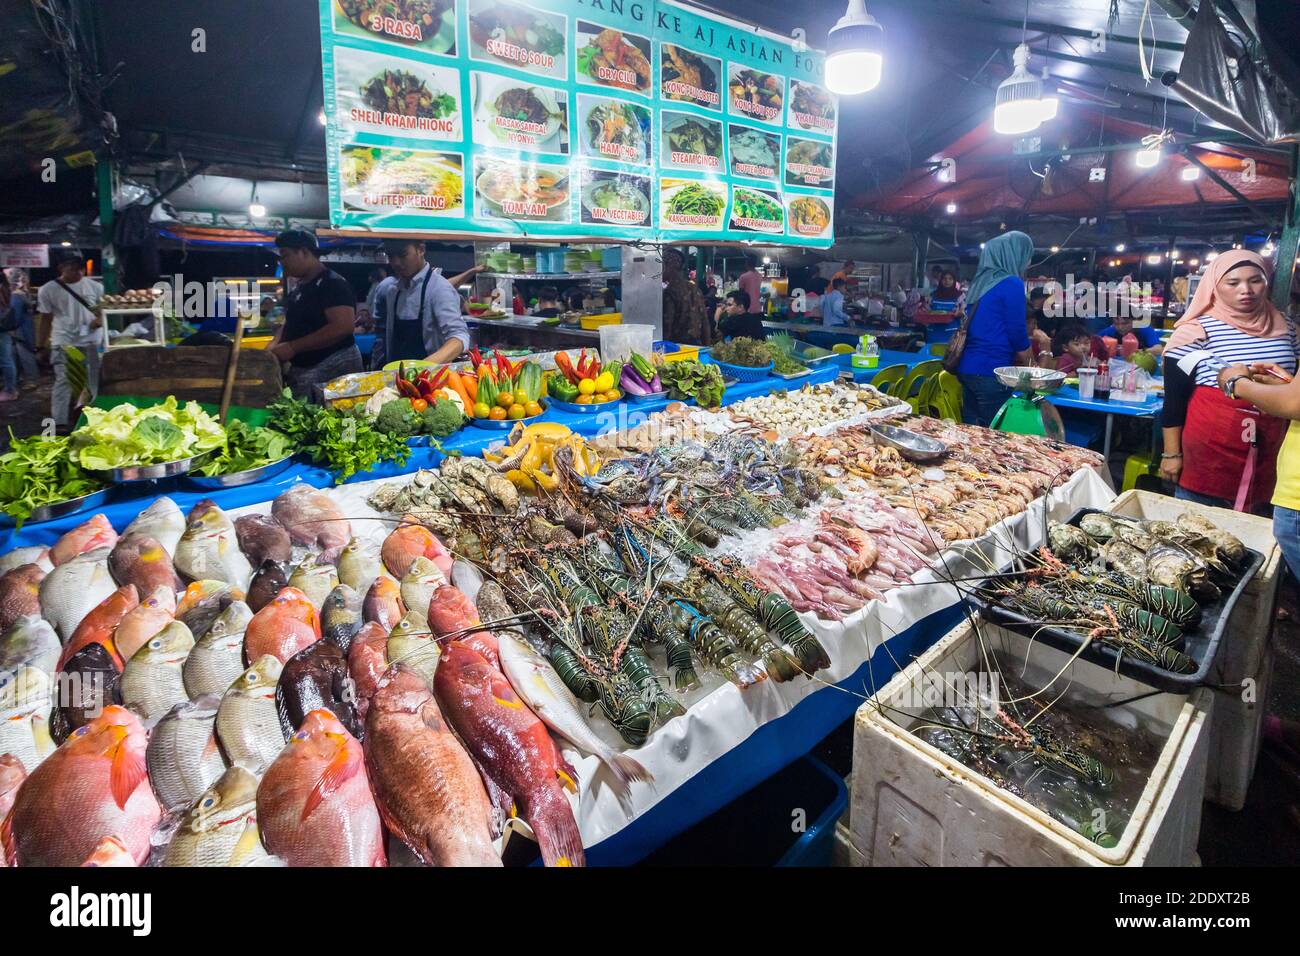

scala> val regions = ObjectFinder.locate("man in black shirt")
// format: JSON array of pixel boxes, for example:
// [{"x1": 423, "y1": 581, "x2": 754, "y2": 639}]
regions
[
  {"x1": 715, "y1": 289, "x2": 766, "y2": 340},
  {"x1": 271, "y1": 230, "x2": 362, "y2": 400}
]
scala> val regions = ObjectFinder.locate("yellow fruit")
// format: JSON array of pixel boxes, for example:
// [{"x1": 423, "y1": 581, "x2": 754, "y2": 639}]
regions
[
  {"x1": 489, "y1": 406, "x2": 507, "y2": 421},
  {"x1": 496, "y1": 391, "x2": 515, "y2": 408},
  {"x1": 524, "y1": 401, "x2": 542, "y2": 417},
  {"x1": 508, "y1": 403, "x2": 526, "y2": 420},
  {"x1": 575, "y1": 394, "x2": 594, "y2": 405},
  {"x1": 602, "y1": 389, "x2": 621, "y2": 402},
  {"x1": 577, "y1": 378, "x2": 596, "y2": 396},
  {"x1": 593, "y1": 372, "x2": 614, "y2": 392},
  {"x1": 472, "y1": 402, "x2": 491, "y2": 419}
]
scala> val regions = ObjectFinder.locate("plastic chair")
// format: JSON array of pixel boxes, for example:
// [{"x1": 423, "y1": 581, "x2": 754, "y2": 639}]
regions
[
  {"x1": 867, "y1": 363, "x2": 907, "y2": 393},
  {"x1": 1121, "y1": 452, "x2": 1157, "y2": 492},
  {"x1": 892, "y1": 359, "x2": 943, "y2": 401},
  {"x1": 913, "y1": 373, "x2": 944, "y2": 417},
  {"x1": 831, "y1": 343, "x2": 854, "y2": 354},
  {"x1": 928, "y1": 342, "x2": 947, "y2": 357},
  {"x1": 935, "y1": 370, "x2": 963, "y2": 421}
]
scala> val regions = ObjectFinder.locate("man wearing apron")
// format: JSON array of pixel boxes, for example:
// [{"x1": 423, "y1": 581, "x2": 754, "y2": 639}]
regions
[{"x1": 377, "y1": 240, "x2": 471, "y2": 366}]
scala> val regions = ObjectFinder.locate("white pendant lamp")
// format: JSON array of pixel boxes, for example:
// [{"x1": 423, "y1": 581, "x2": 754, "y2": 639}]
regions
[
  {"x1": 994, "y1": 43, "x2": 1047, "y2": 135},
  {"x1": 825, "y1": 0, "x2": 884, "y2": 96}
]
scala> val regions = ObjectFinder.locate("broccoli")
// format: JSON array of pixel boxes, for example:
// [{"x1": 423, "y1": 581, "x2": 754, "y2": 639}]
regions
[
  {"x1": 375, "y1": 399, "x2": 422, "y2": 439},
  {"x1": 421, "y1": 398, "x2": 465, "y2": 438}
]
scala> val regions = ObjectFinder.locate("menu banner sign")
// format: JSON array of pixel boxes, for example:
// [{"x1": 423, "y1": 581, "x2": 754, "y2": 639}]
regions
[{"x1": 319, "y1": 0, "x2": 836, "y2": 246}]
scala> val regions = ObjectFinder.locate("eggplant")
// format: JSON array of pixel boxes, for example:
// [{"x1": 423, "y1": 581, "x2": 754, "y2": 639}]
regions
[{"x1": 620, "y1": 365, "x2": 653, "y2": 396}]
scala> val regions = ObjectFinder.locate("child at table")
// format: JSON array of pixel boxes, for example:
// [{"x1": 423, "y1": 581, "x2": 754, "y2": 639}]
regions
[{"x1": 1049, "y1": 324, "x2": 1108, "y2": 375}]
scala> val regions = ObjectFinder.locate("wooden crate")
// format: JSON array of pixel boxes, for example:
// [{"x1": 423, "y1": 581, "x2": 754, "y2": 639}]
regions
[{"x1": 99, "y1": 345, "x2": 284, "y2": 409}]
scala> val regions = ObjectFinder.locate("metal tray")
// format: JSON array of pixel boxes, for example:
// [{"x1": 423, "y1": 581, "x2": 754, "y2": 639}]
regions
[
  {"x1": 468, "y1": 400, "x2": 549, "y2": 430},
  {"x1": 625, "y1": 388, "x2": 669, "y2": 403},
  {"x1": 967, "y1": 506, "x2": 1264, "y2": 692},
  {"x1": 88, "y1": 451, "x2": 215, "y2": 483},
  {"x1": 869, "y1": 423, "x2": 947, "y2": 462},
  {"x1": 772, "y1": 368, "x2": 814, "y2": 381},
  {"x1": 1, "y1": 487, "x2": 113, "y2": 527},
  {"x1": 548, "y1": 396, "x2": 619, "y2": 414},
  {"x1": 183, "y1": 455, "x2": 294, "y2": 490}
]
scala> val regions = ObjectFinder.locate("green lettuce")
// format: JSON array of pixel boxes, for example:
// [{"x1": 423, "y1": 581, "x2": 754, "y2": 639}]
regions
[{"x1": 71, "y1": 397, "x2": 229, "y2": 469}]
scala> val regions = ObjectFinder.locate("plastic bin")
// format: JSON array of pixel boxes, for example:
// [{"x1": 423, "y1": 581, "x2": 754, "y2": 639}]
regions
[
  {"x1": 849, "y1": 616, "x2": 1213, "y2": 866},
  {"x1": 1108, "y1": 490, "x2": 1280, "y2": 810},
  {"x1": 637, "y1": 756, "x2": 848, "y2": 866}
]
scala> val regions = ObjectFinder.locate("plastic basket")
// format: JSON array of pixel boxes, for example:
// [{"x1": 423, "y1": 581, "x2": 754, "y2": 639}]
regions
[
  {"x1": 662, "y1": 345, "x2": 701, "y2": 363},
  {"x1": 579, "y1": 313, "x2": 622, "y2": 330},
  {"x1": 708, "y1": 357, "x2": 773, "y2": 382}
]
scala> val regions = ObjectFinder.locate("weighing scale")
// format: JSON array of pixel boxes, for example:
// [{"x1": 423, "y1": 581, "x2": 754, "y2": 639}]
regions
[{"x1": 989, "y1": 366, "x2": 1067, "y2": 441}]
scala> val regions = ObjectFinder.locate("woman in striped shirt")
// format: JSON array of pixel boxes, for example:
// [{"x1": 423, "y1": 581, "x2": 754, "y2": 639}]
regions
[{"x1": 1161, "y1": 250, "x2": 1297, "y2": 511}]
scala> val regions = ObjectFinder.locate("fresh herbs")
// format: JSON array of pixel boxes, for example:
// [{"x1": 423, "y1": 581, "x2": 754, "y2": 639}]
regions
[
  {"x1": 711, "y1": 337, "x2": 775, "y2": 368},
  {"x1": 659, "y1": 360, "x2": 726, "y2": 409},
  {"x1": 0, "y1": 434, "x2": 106, "y2": 527},
  {"x1": 195, "y1": 419, "x2": 295, "y2": 478},
  {"x1": 763, "y1": 333, "x2": 812, "y2": 374},
  {"x1": 266, "y1": 389, "x2": 410, "y2": 483}
]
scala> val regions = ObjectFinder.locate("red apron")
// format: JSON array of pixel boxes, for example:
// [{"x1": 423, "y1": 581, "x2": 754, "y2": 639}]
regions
[{"x1": 1180, "y1": 385, "x2": 1287, "y2": 510}]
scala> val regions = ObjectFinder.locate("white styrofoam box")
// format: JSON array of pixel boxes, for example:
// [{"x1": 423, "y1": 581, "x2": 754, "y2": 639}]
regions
[
  {"x1": 850, "y1": 617, "x2": 1213, "y2": 867},
  {"x1": 1203, "y1": 647, "x2": 1274, "y2": 812},
  {"x1": 1109, "y1": 490, "x2": 1279, "y2": 810}
]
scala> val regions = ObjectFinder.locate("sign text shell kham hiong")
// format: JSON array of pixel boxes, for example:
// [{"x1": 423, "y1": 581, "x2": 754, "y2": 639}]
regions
[{"x1": 318, "y1": 0, "x2": 837, "y2": 246}]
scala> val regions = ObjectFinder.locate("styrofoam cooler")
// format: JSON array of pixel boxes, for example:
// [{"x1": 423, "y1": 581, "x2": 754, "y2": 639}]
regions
[
  {"x1": 849, "y1": 617, "x2": 1213, "y2": 867},
  {"x1": 1109, "y1": 490, "x2": 1280, "y2": 810}
]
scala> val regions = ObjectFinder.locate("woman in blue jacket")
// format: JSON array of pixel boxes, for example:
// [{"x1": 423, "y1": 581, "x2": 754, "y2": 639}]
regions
[{"x1": 955, "y1": 231, "x2": 1036, "y2": 427}]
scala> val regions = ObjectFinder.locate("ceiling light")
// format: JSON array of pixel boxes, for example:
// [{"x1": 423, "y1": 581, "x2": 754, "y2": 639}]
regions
[
  {"x1": 825, "y1": 0, "x2": 884, "y2": 96},
  {"x1": 60, "y1": 240, "x2": 72, "y2": 247},
  {"x1": 1190, "y1": 258, "x2": 1200, "y2": 266},
  {"x1": 945, "y1": 202, "x2": 957, "y2": 214},
  {"x1": 249, "y1": 202, "x2": 266, "y2": 218},
  {"x1": 1264, "y1": 243, "x2": 1276, "y2": 255},
  {"x1": 318, "y1": 109, "x2": 327, "y2": 125},
  {"x1": 1207, "y1": 252, "x2": 1219, "y2": 261},
  {"x1": 762, "y1": 256, "x2": 772, "y2": 264},
  {"x1": 994, "y1": 44, "x2": 1046, "y2": 135},
  {"x1": 980, "y1": 242, "x2": 986, "y2": 249},
  {"x1": 1050, "y1": 245, "x2": 1060, "y2": 253},
  {"x1": 1115, "y1": 243, "x2": 1126, "y2": 252},
  {"x1": 1135, "y1": 147, "x2": 1161, "y2": 169},
  {"x1": 1147, "y1": 255, "x2": 1162, "y2": 265},
  {"x1": 1181, "y1": 166, "x2": 1201, "y2": 181},
  {"x1": 1171, "y1": 249, "x2": 1179, "y2": 258}
]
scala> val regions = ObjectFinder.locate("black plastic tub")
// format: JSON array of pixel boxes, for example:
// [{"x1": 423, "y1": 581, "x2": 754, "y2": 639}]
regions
[{"x1": 968, "y1": 507, "x2": 1264, "y2": 692}]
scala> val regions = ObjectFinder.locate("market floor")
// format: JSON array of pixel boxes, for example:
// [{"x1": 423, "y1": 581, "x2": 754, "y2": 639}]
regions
[{"x1": 0, "y1": 376, "x2": 54, "y2": 446}]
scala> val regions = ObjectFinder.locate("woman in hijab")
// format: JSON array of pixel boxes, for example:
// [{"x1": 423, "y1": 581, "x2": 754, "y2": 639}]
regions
[
  {"x1": 1160, "y1": 250, "x2": 1297, "y2": 511},
  {"x1": 954, "y1": 231, "x2": 1035, "y2": 427}
]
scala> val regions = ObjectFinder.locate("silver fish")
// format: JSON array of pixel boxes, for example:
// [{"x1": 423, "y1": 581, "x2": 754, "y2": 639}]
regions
[
  {"x1": 123, "y1": 496, "x2": 186, "y2": 556},
  {"x1": 0, "y1": 546, "x2": 52, "y2": 576},
  {"x1": 0, "y1": 665, "x2": 54, "y2": 773},
  {"x1": 38, "y1": 547, "x2": 116, "y2": 641},
  {"x1": 337, "y1": 538, "x2": 382, "y2": 598},
  {"x1": 162, "y1": 766, "x2": 267, "y2": 867},
  {"x1": 386, "y1": 613, "x2": 439, "y2": 687},
  {"x1": 288, "y1": 557, "x2": 339, "y2": 613},
  {"x1": 176, "y1": 507, "x2": 253, "y2": 589},
  {"x1": 499, "y1": 633, "x2": 651, "y2": 806},
  {"x1": 216, "y1": 654, "x2": 285, "y2": 773},
  {"x1": 0, "y1": 614, "x2": 61, "y2": 680},
  {"x1": 121, "y1": 621, "x2": 195, "y2": 721},
  {"x1": 183, "y1": 601, "x2": 253, "y2": 699},
  {"x1": 147, "y1": 695, "x2": 228, "y2": 811},
  {"x1": 399, "y1": 556, "x2": 445, "y2": 624}
]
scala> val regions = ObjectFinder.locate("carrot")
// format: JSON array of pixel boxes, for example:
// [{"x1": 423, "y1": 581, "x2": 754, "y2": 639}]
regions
[{"x1": 453, "y1": 371, "x2": 477, "y2": 408}]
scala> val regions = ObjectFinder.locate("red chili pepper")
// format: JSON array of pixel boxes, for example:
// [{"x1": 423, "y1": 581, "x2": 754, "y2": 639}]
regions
[
  {"x1": 396, "y1": 377, "x2": 421, "y2": 399},
  {"x1": 469, "y1": 347, "x2": 483, "y2": 368},
  {"x1": 431, "y1": 367, "x2": 448, "y2": 390}
]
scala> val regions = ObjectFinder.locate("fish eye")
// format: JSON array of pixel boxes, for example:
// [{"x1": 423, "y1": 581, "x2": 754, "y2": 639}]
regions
[
  {"x1": 150, "y1": 639, "x2": 162, "y2": 649},
  {"x1": 200, "y1": 795, "x2": 217, "y2": 809}
]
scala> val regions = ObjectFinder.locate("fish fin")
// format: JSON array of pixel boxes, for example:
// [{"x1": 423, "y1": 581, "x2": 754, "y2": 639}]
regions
[
  {"x1": 302, "y1": 734, "x2": 362, "y2": 822},
  {"x1": 1, "y1": 809, "x2": 14, "y2": 866},
  {"x1": 469, "y1": 754, "x2": 513, "y2": 838},
  {"x1": 109, "y1": 734, "x2": 148, "y2": 811},
  {"x1": 607, "y1": 753, "x2": 654, "y2": 796},
  {"x1": 274, "y1": 685, "x2": 295, "y2": 743},
  {"x1": 487, "y1": 669, "x2": 524, "y2": 710},
  {"x1": 527, "y1": 785, "x2": 586, "y2": 868}
]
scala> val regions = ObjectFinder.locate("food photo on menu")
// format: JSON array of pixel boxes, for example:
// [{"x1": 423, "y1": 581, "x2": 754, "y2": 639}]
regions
[
  {"x1": 784, "y1": 137, "x2": 834, "y2": 188},
  {"x1": 332, "y1": 45, "x2": 462, "y2": 141},
  {"x1": 660, "y1": 43, "x2": 721, "y2": 109},
  {"x1": 339, "y1": 144, "x2": 465, "y2": 217},
  {"x1": 728, "y1": 123, "x2": 780, "y2": 181},
  {"x1": 727, "y1": 63, "x2": 784, "y2": 124},
  {"x1": 473, "y1": 156, "x2": 572, "y2": 224},
  {"x1": 575, "y1": 21, "x2": 653, "y2": 94},
  {"x1": 660, "y1": 111, "x2": 723, "y2": 172},
  {"x1": 659, "y1": 176, "x2": 728, "y2": 231},
  {"x1": 471, "y1": 72, "x2": 570, "y2": 154},
  {"x1": 788, "y1": 78, "x2": 836, "y2": 132},
  {"x1": 577, "y1": 94, "x2": 651, "y2": 165},
  {"x1": 467, "y1": 0, "x2": 567, "y2": 80},
  {"x1": 332, "y1": 0, "x2": 458, "y2": 54},
  {"x1": 729, "y1": 184, "x2": 785, "y2": 234},
  {"x1": 786, "y1": 194, "x2": 833, "y2": 239},
  {"x1": 579, "y1": 168, "x2": 652, "y2": 228}
]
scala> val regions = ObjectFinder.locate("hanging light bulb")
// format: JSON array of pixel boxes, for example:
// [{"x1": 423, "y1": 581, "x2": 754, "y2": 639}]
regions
[
  {"x1": 318, "y1": 109, "x2": 327, "y2": 125},
  {"x1": 945, "y1": 202, "x2": 957, "y2": 214},
  {"x1": 1147, "y1": 254, "x2": 1162, "y2": 265},
  {"x1": 1115, "y1": 243, "x2": 1126, "y2": 252},
  {"x1": 1050, "y1": 245, "x2": 1060, "y2": 253},
  {"x1": 994, "y1": 44, "x2": 1046, "y2": 135},
  {"x1": 1135, "y1": 147, "x2": 1161, "y2": 169},
  {"x1": 825, "y1": 0, "x2": 884, "y2": 96},
  {"x1": 1038, "y1": 68, "x2": 1059, "y2": 122},
  {"x1": 249, "y1": 181, "x2": 266, "y2": 219}
]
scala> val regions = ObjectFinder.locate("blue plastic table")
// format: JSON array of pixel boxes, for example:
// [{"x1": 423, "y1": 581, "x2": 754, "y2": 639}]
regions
[
  {"x1": 1046, "y1": 384, "x2": 1164, "y2": 459},
  {"x1": 832, "y1": 350, "x2": 933, "y2": 385}
]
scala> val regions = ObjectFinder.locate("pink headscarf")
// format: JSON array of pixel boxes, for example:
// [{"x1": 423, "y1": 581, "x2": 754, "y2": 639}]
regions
[{"x1": 1166, "y1": 250, "x2": 1287, "y2": 350}]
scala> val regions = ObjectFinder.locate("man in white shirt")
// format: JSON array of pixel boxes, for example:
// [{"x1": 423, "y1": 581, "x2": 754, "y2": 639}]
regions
[{"x1": 36, "y1": 255, "x2": 103, "y2": 428}]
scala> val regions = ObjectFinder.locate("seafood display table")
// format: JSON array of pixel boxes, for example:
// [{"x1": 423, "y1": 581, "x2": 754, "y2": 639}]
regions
[
  {"x1": 0, "y1": 366, "x2": 840, "y2": 551},
  {"x1": 1046, "y1": 384, "x2": 1164, "y2": 460}
]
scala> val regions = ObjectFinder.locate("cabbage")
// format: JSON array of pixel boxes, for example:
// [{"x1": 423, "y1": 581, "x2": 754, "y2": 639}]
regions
[{"x1": 70, "y1": 397, "x2": 228, "y2": 468}]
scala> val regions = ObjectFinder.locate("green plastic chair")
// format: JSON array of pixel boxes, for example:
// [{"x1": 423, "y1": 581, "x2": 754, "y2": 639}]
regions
[
  {"x1": 935, "y1": 370, "x2": 963, "y2": 421},
  {"x1": 866, "y1": 363, "x2": 907, "y2": 393},
  {"x1": 893, "y1": 359, "x2": 943, "y2": 403},
  {"x1": 928, "y1": 342, "x2": 947, "y2": 357},
  {"x1": 913, "y1": 373, "x2": 945, "y2": 417}
]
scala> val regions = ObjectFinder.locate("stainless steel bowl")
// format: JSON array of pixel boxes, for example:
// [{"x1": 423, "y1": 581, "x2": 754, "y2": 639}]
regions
[
  {"x1": 994, "y1": 365, "x2": 1066, "y2": 393},
  {"x1": 183, "y1": 455, "x2": 294, "y2": 490},
  {"x1": 10, "y1": 487, "x2": 114, "y2": 526},
  {"x1": 869, "y1": 423, "x2": 948, "y2": 463},
  {"x1": 89, "y1": 451, "x2": 215, "y2": 483}
]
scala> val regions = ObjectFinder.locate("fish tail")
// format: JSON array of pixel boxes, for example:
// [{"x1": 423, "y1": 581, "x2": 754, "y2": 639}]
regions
[
  {"x1": 604, "y1": 751, "x2": 654, "y2": 799},
  {"x1": 526, "y1": 786, "x2": 585, "y2": 868}
]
